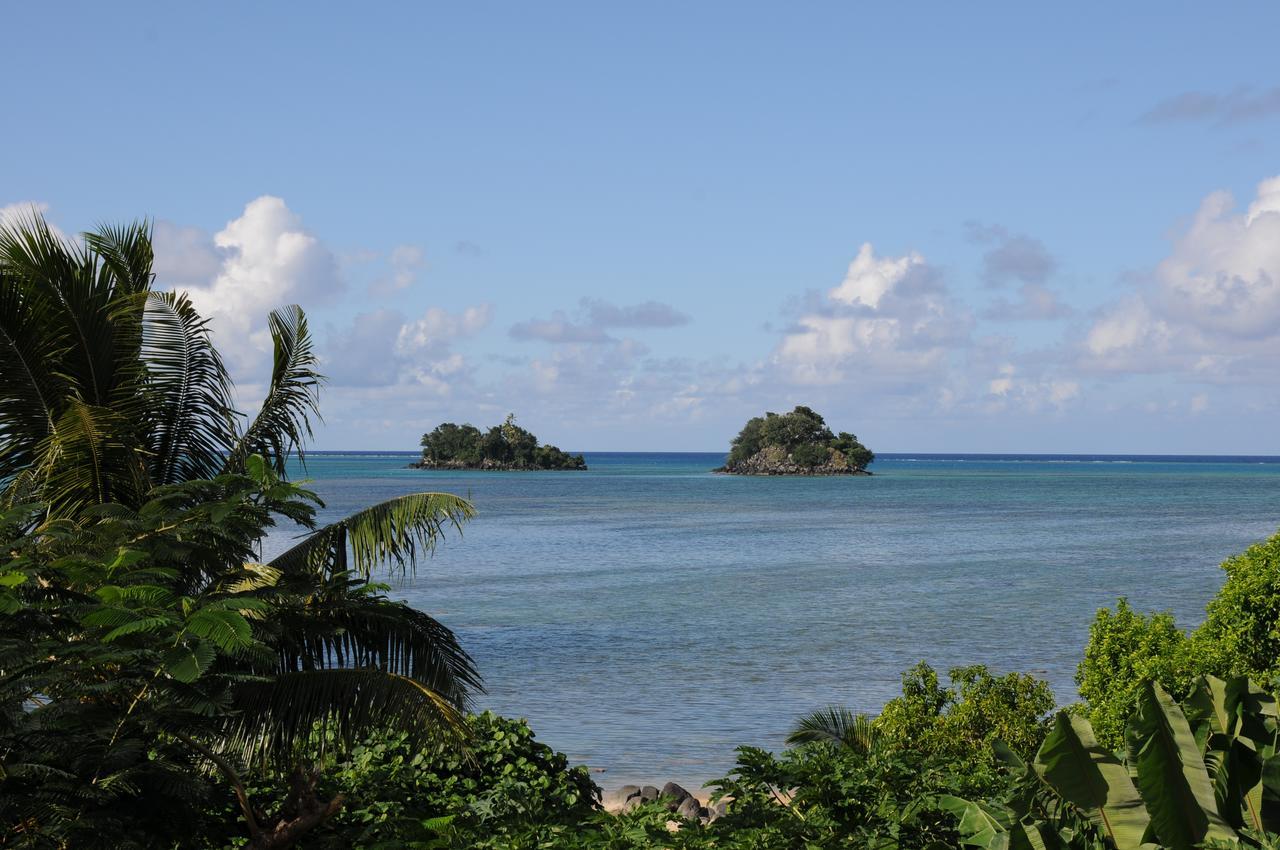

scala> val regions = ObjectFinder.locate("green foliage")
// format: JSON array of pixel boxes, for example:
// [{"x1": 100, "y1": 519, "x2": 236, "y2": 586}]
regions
[
  {"x1": 419, "y1": 414, "x2": 586, "y2": 470},
  {"x1": 946, "y1": 677, "x2": 1280, "y2": 850},
  {"x1": 699, "y1": 741, "x2": 1015, "y2": 849},
  {"x1": 1078, "y1": 531, "x2": 1280, "y2": 751},
  {"x1": 723, "y1": 406, "x2": 874, "y2": 471},
  {"x1": 0, "y1": 465, "x2": 480, "y2": 847},
  {"x1": 1193, "y1": 533, "x2": 1280, "y2": 688},
  {"x1": 877, "y1": 662, "x2": 1056, "y2": 765},
  {"x1": 0, "y1": 212, "x2": 484, "y2": 849},
  {"x1": 787, "y1": 707, "x2": 882, "y2": 753},
  {"x1": 0, "y1": 212, "x2": 322, "y2": 516},
  {"x1": 214, "y1": 713, "x2": 601, "y2": 848},
  {"x1": 790, "y1": 441, "x2": 831, "y2": 468},
  {"x1": 1075, "y1": 599, "x2": 1194, "y2": 750}
]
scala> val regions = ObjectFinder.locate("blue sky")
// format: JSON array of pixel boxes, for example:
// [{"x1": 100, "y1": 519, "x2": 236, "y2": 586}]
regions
[{"x1": 5, "y1": 2, "x2": 1280, "y2": 452}]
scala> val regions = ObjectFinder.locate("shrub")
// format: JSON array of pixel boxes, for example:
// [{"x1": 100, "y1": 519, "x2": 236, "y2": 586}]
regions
[
  {"x1": 877, "y1": 662, "x2": 1055, "y2": 764},
  {"x1": 1077, "y1": 530, "x2": 1280, "y2": 749},
  {"x1": 790, "y1": 443, "x2": 830, "y2": 468},
  {"x1": 207, "y1": 713, "x2": 600, "y2": 848},
  {"x1": 1074, "y1": 598, "x2": 1193, "y2": 748},
  {"x1": 1192, "y1": 531, "x2": 1280, "y2": 687}
]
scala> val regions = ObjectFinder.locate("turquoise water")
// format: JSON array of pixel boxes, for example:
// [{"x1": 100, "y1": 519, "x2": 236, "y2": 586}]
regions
[{"x1": 274, "y1": 452, "x2": 1280, "y2": 789}]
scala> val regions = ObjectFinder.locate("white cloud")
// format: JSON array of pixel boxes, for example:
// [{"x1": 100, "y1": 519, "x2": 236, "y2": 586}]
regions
[
  {"x1": 369, "y1": 244, "x2": 426, "y2": 296},
  {"x1": 156, "y1": 196, "x2": 341, "y2": 377},
  {"x1": 323, "y1": 304, "x2": 493, "y2": 390},
  {"x1": 397, "y1": 304, "x2": 494, "y2": 354},
  {"x1": 1082, "y1": 175, "x2": 1280, "y2": 379},
  {"x1": 828, "y1": 242, "x2": 925, "y2": 308},
  {"x1": 774, "y1": 243, "x2": 971, "y2": 387}
]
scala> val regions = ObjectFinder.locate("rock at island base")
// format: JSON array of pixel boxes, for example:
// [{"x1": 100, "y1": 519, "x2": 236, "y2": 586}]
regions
[{"x1": 719, "y1": 445, "x2": 872, "y2": 476}]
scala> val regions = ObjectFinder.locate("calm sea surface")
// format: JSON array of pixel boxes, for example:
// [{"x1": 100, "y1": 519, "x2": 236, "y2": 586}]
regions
[{"x1": 273, "y1": 452, "x2": 1280, "y2": 789}]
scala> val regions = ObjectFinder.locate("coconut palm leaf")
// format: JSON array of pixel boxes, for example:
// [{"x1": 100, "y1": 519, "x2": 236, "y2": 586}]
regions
[
  {"x1": 269, "y1": 492, "x2": 475, "y2": 579},
  {"x1": 30, "y1": 401, "x2": 149, "y2": 517},
  {"x1": 221, "y1": 669, "x2": 466, "y2": 768},
  {"x1": 268, "y1": 589, "x2": 482, "y2": 708},
  {"x1": 2, "y1": 215, "x2": 131, "y2": 410},
  {"x1": 140, "y1": 291, "x2": 237, "y2": 485},
  {"x1": 83, "y1": 221, "x2": 155, "y2": 297},
  {"x1": 225, "y1": 305, "x2": 320, "y2": 476},
  {"x1": 787, "y1": 706, "x2": 882, "y2": 754},
  {"x1": 0, "y1": 262, "x2": 70, "y2": 489}
]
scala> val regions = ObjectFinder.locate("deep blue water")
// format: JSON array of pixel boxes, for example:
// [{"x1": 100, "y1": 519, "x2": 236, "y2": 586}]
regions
[{"x1": 272, "y1": 452, "x2": 1280, "y2": 789}]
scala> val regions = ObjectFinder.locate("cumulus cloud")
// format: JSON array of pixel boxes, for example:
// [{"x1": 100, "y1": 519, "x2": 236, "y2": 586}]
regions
[
  {"x1": 155, "y1": 196, "x2": 341, "y2": 377},
  {"x1": 369, "y1": 244, "x2": 426, "y2": 296},
  {"x1": 984, "y1": 363, "x2": 1080, "y2": 412},
  {"x1": 1081, "y1": 175, "x2": 1280, "y2": 380},
  {"x1": 324, "y1": 304, "x2": 494, "y2": 390},
  {"x1": 510, "y1": 297, "x2": 689, "y2": 344},
  {"x1": 773, "y1": 242, "x2": 972, "y2": 386},
  {"x1": 1140, "y1": 86, "x2": 1280, "y2": 126},
  {"x1": 965, "y1": 222, "x2": 1057, "y2": 287}
]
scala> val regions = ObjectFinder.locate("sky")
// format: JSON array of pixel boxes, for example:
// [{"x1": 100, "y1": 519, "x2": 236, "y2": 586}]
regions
[{"x1": 4, "y1": 2, "x2": 1280, "y2": 453}]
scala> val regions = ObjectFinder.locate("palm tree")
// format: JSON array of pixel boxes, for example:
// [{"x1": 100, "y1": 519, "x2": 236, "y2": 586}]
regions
[
  {"x1": 0, "y1": 212, "x2": 482, "y2": 847},
  {"x1": 786, "y1": 707, "x2": 882, "y2": 755}
]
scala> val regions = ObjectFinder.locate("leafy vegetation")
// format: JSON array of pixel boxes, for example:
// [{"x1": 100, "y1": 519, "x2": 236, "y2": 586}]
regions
[
  {"x1": 945, "y1": 676, "x2": 1280, "y2": 850},
  {"x1": 1076, "y1": 530, "x2": 1280, "y2": 749},
  {"x1": 417, "y1": 414, "x2": 586, "y2": 470},
  {"x1": 0, "y1": 213, "x2": 480, "y2": 849},
  {"x1": 199, "y1": 713, "x2": 599, "y2": 848},
  {"x1": 720, "y1": 406, "x2": 873, "y2": 473}
]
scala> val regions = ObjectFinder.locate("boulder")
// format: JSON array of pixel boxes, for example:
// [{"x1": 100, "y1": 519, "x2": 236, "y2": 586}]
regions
[
  {"x1": 661, "y1": 781, "x2": 691, "y2": 800},
  {"x1": 660, "y1": 782, "x2": 692, "y2": 810},
  {"x1": 640, "y1": 785, "x2": 660, "y2": 802},
  {"x1": 604, "y1": 785, "x2": 640, "y2": 809},
  {"x1": 676, "y1": 796, "x2": 702, "y2": 821}
]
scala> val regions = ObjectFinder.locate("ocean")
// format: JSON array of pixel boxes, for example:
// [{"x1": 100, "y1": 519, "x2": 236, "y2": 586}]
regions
[{"x1": 273, "y1": 452, "x2": 1280, "y2": 789}]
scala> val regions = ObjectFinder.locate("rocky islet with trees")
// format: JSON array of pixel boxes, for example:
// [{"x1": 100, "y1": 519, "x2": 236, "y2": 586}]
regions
[
  {"x1": 414, "y1": 413, "x2": 587, "y2": 471},
  {"x1": 718, "y1": 405, "x2": 874, "y2": 475}
]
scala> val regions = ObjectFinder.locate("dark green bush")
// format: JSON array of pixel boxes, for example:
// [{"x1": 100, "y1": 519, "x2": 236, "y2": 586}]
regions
[
  {"x1": 790, "y1": 442, "x2": 830, "y2": 468},
  {"x1": 206, "y1": 713, "x2": 599, "y2": 848}
]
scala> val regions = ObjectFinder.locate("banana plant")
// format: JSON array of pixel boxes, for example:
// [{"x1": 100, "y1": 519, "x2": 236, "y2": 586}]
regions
[{"x1": 943, "y1": 677, "x2": 1280, "y2": 850}]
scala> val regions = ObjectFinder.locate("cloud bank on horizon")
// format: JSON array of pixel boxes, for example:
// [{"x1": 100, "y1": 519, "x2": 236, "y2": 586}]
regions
[{"x1": 14, "y1": 171, "x2": 1277, "y2": 454}]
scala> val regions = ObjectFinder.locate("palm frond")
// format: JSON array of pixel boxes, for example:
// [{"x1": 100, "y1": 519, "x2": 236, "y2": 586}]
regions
[
  {"x1": 29, "y1": 401, "x2": 149, "y2": 516},
  {"x1": 225, "y1": 305, "x2": 321, "y2": 476},
  {"x1": 83, "y1": 221, "x2": 155, "y2": 297},
  {"x1": 270, "y1": 592, "x2": 482, "y2": 708},
  {"x1": 786, "y1": 706, "x2": 882, "y2": 754},
  {"x1": 140, "y1": 291, "x2": 237, "y2": 485},
  {"x1": 221, "y1": 669, "x2": 466, "y2": 768},
  {"x1": 0, "y1": 260, "x2": 70, "y2": 486},
  {"x1": 269, "y1": 492, "x2": 475, "y2": 579}
]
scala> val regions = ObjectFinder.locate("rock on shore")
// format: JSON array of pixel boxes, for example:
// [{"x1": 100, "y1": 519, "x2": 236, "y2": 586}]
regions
[{"x1": 602, "y1": 782, "x2": 726, "y2": 824}]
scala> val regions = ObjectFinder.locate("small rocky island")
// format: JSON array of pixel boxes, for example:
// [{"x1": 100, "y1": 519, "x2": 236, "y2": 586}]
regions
[
  {"x1": 717, "y1": 406, "x2": 874, "y2": 475},
  {"x1": 412, "y1": 414, "x2": 586, "y2": 471}
]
